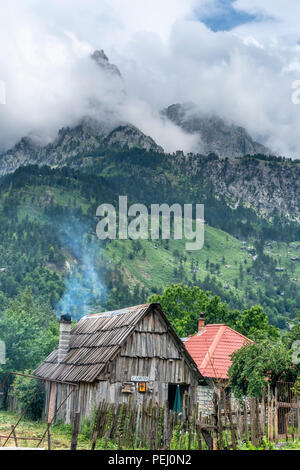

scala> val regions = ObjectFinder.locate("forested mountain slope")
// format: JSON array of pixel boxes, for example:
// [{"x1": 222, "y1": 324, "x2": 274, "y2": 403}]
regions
[{"x1": 0, "y1": 147, "x2": 299, "y2": 329}]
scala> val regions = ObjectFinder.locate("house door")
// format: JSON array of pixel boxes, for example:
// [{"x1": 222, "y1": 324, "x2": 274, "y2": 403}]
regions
[{"x1": 168, "y1": 384, "x2": 189, "y2": 410}]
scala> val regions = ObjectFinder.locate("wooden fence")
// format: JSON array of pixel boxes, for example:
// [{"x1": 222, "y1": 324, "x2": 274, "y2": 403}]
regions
[
  {"x1": 2, "y1": 381, "x2": 299, "y2": 450},
  {"x1": 85, "y1": 399, "x2": 217, "y2": 451},
  {"x1": 268, "y1": 382, "x2": 300, "y2": 442},
  {"x1": 74, "y1": 382, "x2": 299, "y2": 451}
]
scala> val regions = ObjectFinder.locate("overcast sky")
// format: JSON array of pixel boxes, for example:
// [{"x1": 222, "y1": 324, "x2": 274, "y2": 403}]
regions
[{"x1": 0, "y1": 0, "x2": 300, "y2": 157}]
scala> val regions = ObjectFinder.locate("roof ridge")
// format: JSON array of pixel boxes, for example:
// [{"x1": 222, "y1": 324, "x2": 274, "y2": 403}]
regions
[
  {"x1": 221, "y1": 324, "x2": 254, "y2": 343},
  {"x1": 85, "y1": 303, "x2": 152, "y2": 318},
  {"x1": 199, "y1": 324, "x2": 253, "y2": 343},
  {"x1": 199, "y1": 325, "x2": 227, "y2": 374}
]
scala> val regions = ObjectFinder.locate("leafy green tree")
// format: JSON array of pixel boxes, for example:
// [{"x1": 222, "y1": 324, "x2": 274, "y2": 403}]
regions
[
  {"x1": 149, "y1": 284, "x2": 279, "y2": 340},
  {"x1": 229, "y1": 339, "x2": 297, "y2": 400},
  {"x1": 234, "y1": 306, "x2": 279, "y2": 341},
  {"x1": 293, "y1": 376, "x2": 300, "y2": 396},
  {"x1": 0, "y1": 290, "x2": 59, "y2": 384},
  {"x1": 9, "y1": 372, "x2": 45, "y2": 421},
  {"x1": 283, "y1": 314, "x2": 300, "y2": 349},
  {"x1": 149, "y1": 284, "x2": 229, "y2": 337}
]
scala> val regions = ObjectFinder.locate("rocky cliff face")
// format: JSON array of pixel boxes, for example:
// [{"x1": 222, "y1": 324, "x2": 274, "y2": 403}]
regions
[
  {"x1": 105, "y1": 125, "x2": 163, "y2": 152},
  {"x1": 0, "y1": 124, "x2": 298, "y2": 220},
  {"x1": 0, "y1": 137, "x2": 42, "y2": 175},
  {"x1": 172, "y1": 153, "x2": 300, "y2": 220},
  {"x1": 163, "y1": 103, "x2": 273, "y2": 158},
  {"x1": 0, "y1": 119, "x2": 163, "y2": 175}
]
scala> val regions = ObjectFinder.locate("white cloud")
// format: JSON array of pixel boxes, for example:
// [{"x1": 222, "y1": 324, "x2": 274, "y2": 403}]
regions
[
  {"x1": 234, "y1": 0, "x2": 300, "y2": 24},
  {"x1": 233, "y1": 0, "x2": 300, "y2": 45},
  {"x1": 0, "y1": 0, "x2": 300, "y2": 158}
]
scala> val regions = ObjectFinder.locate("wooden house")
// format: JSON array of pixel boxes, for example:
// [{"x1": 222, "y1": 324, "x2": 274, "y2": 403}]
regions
[{"x1": 34, "y1": 303, "x2": 202, "y2": 424}]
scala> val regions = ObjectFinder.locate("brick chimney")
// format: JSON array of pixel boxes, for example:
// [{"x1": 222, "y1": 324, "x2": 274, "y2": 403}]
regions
[
  {"x1": 198, "y1": 313, "x2": 205, "y2": 332},
  {"x1": 58, "y1": 315, "x2": 71, "y2": 363}
]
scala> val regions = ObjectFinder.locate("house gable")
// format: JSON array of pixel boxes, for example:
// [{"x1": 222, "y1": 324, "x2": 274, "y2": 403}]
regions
[{"x1": 98, "y1": 305, "x2": 202, "y2": 385}]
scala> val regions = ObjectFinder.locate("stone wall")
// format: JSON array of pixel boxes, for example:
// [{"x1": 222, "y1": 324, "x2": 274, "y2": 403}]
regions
[
  {"x1": 197, "y1": 384, "x2": 242, "y2": 415},
  {"x1": 197, "y1": 385, "x2": 214, "y2": 415}
]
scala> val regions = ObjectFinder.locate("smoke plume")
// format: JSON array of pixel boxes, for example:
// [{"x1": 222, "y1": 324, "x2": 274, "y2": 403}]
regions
[{"x1": 56, "y1": 221, "x2": 107, "y2": 320}]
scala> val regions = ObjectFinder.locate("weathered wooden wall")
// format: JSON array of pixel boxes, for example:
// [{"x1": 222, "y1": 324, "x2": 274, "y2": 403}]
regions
[{"x1": 44, "y1": 381, "x2": 80, "y2": 424}]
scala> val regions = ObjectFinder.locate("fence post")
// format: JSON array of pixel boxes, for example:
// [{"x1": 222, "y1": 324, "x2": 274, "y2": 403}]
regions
[
  {"x1": 250, "y1": 397, "x2": 256, "y2": 447},
  {"x1": 11, "y1": 425, "x2": 18, "y2": 447},
  {"x1": 223, "y1": 390, "x2": 232, "y2": 449},
  {"x1": 255, "y1": 398, "x2": 261, "y2": 446},
  {"x1": 274, "y1": 387, "x2": 279, "y2": 444},
  {"x1": 47, "y1": 428, "x2": 51, "y2": 451},
  {"x1": 163, "y1": 402, "x2": 170, "y2": 449},
  {"x1": 243, "y1": 401, "x2": 248, "y2": 443},
  {"x1": 227, "y1": 394, "x2": 237, "y2": 450},
  {"x1": 217, "y1": 393, "x2": 224, "y2": 450},
  {"x1": 285, "y1": 413, "x2": 289, "y2": 442},
  {"x1": 91, "y1": 402, "x2": 103, "y2": 450},
  {"x1": 235, "y1": 403, "x2": 243, "y2": 443},
  {"x1": 71, "y1": 412, "x2": 80, "y2": 451},
  {"x1": 135, "y1": 404, "x2": 141, "y2": 450},
  {"x1": 212, "y1": 392, "x2": 218, "y2": 450},
  {"x1": 270, "y1": 397, "x2": 274, "y2": 442},
  {"x1": 267, "y1": 385, "x2": 270, "y2": 441},
  {"x1": 260, "y1": 387, "x2": 266, "y2": 438}
]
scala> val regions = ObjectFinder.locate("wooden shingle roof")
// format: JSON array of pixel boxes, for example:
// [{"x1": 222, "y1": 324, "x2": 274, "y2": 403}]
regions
[
  {"x1": 34, "y1": 303, "x2": 202, "y2": 384},
  {"x1": 34, "y1": 304, "x2": 151, "y2": 383}
]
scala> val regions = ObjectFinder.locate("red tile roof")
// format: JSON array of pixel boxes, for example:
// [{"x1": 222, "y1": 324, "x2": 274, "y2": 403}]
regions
[{"x1": 184, "y1": 324, "x2": 253, "y2": 380}]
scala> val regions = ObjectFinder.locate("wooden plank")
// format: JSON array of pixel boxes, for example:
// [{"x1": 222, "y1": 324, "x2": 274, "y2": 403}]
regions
[
  {"x1": 212, "y1": 392, "x2": 218, "y2": 450},
  {"x1": 217, "y1": 393, "x2": 224, "y2": 450},
  {"x1": 47, "y1": 382, "x2": 56, "y2": 424},
  {"x1": 235, "y1": 403, "x2": 243, "y2": 443},
  {"x1": 135, "y1": 404, "x2": 141, "y2": 449},
  {"x1": 201, "y1": 428, "x2": 213, "y2": 450},
  {"x1": 267, "y1": 385, "x2": 270, "y2": 442},
  {"x1": 255, "y1": 398, "x2": 261, "y2": 445},
  {"x1": 274, "y1": 389, "x2": 279, "y2": 444},
  {"x1": 227, "y1": 395, "x2": 237, "y2": 450},
  {"x1": 260, "y1": 387, "x2": 266, "y2": 438},
  {"x1": 243, "y1": 401, "x2": 248, "y2": 442},
  {"x1": 270, "y1": 398, "x2": 274, "y2": 442},
  {"x1": 222, "y1": 390, "x2": 230, "y2": 449},
  {"x1": 163, "y1": 402, "x2": 170, "y2": 450},
  {"x1": 250, "y1": 397, "x2": 256, "y2": 447},
  {"x1": 277, "y1": 402, "x2": 300, "y2": 409}
]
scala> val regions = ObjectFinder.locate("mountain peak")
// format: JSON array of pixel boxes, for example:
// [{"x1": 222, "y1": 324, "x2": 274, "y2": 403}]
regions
[
  {"x1": 91, "y1": 49, "x2": 122, "y2": 77},
  {"x1": 163, "y1": 103, "x2": 273, "y2": 159}
]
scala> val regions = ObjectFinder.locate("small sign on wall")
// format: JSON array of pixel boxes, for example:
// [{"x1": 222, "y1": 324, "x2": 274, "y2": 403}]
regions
[
  {"x1": 138, "y1": 382, "x2": 147, "y2": 393},
  {"x1": 121, "y1": 382, "x2": 135, "y2": 394},
  {"x1": 131, "y1": 376, "x2": 151, "y2": 382}
]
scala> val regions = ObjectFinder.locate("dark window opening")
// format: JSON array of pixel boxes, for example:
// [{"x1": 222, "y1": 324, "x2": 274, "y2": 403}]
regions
[{"x1": 168, "y1": 384, "x2": 189, "y2": 410}]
